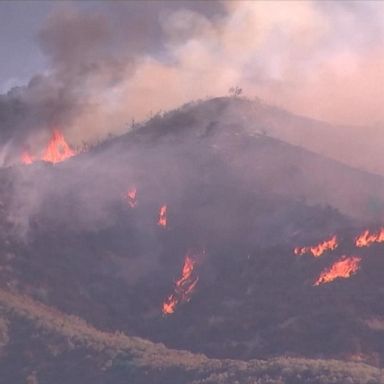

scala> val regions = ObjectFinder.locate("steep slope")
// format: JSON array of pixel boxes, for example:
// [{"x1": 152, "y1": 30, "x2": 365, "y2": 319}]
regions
[
  {"x1": 115, "y1": 96, "x2": 384, "y2": 221},
  {"x1": 1, "y1": 98, "x2": 384, "y2": 375},
  {"x1": 158, "y1": 96, "x2": 384, "y2": 176}
]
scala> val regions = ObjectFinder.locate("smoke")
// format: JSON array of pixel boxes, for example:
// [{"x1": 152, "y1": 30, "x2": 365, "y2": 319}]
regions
[
  {"x1": 104, "y1": 0, "x2": 384, "y2": 128},
  {"x1": 2, "y1": 0, "x2": 384, "y2": 166}
]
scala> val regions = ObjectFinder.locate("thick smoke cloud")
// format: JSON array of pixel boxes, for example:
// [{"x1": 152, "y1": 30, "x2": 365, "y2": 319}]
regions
[{"x1": 1, "y1": 1, "x2": 384, "y2": 170}]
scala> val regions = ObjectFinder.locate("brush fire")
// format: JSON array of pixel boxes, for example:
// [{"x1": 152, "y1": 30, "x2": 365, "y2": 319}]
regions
[
  {"x1": 355, "y1": 228, "x2": 384, "y2": 248},
  {"x1": 314, "y1": 256, "x2": 361, "y2": 286},
  {"x1": 158, "y1": 204, "x2": 167, "y2": 228},
  {"x1": 162, "y1": 250, "x2": 201, "y2": 315},
  {"x1": 21, "y1": 129, "x2": 75, "y2": 165},
  {"x1": 125, "y1": 187, "x2": 137, "y2": 208},
  {"x1": 294, "y1": 235, "x2": 338, "y2": 257}
]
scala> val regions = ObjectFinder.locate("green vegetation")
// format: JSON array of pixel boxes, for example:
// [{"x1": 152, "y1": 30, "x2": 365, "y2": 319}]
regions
[{"x1": 0, "y1": 288, "x2": 382, "y2": 383}]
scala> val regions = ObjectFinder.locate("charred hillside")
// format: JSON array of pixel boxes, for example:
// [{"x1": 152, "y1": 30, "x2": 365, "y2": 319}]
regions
[{"x1": 1, "y1": 98, "x2": 384, "y2": 379}]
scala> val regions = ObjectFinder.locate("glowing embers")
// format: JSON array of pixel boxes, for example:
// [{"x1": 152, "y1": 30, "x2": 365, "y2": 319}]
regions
[
  {"x1": 355, "y1": 228, "x2": 384, "y2": 248},
  {"x1": 20, "y1": 129, "x2": 75, "y2": 165},
  {"x1": 162, "y1": 250, "x2": 201, "y2": 315},
  {"x1": 314, "y1": 256, "x2": 361, "y2": 286},
  {"x1": 125, "y1": 187, "x2": 137, "y2": 208},
  {"x1": 294, "y1": 235, "x2": 338, "y2": 257},
  {"x1": 158, "y1": 204, "x2": 167, "y2": 228}
]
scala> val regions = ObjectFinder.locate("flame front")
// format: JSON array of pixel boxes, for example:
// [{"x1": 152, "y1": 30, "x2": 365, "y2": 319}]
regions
[
  {"x1": 314, "y1": 256, "x2": 361, "y2": 286},
  {"x1": 20, "y1": 130, "x2": 75, "y2": 165},
  {"x1": 355, "y1": 228, "x2": 384, "y2": 248},
  {"x1": 162, "y1": 252, "x2": 199, "y2": 315},
  {"x1": 42, "y1": 130, "x2": 75, "y2": 164},
  {"x1": 294, "y1": 235, "x2": 338, "y2": 257},
  {"x1": 158, "y1": 205, "x2": 167, "y2": 227},
  {"x1": 126, "y1": 187, "x2": 137, "y2": 208}
]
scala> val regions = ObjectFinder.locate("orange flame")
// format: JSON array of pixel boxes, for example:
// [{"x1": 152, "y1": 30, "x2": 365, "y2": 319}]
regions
[
  {"x1": 20, "y1": 130, "x2": 76, "y2": 165},
  {"x1": 126, "y1": 187, "x2": 137, "y2": 208},
  {"x1": 158, "y1": 205, "x2": 167, "y2": 227},
  {"x1": 42, "y1": 130, "x2": 75, "y2": 164},
  {"x1": 294, "y1": 235, "x2": 338, "y2": 257},
  {"x1": 21, "y1": 151, "x2": 34, "y2": 165},
  {"x1": 314, "y1": 256, "x2": 361, "y2": 286},
  {"x1": 355, "y1": 228, "x2": 384, "y2": 248},
  {"x1": 162, "y1": 252, "x2": 199, "y2": 315}
]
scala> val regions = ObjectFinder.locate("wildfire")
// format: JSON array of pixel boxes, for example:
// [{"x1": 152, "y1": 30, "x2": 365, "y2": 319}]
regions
[
  {"x1": 294, "y1": 235, "x2": 338, "y2": 257},
  {"x1": 21, "y1": 151, "x2": 34, "y2": 165},
  {"x1": 42, "y1": 130, "x2": 75, "y2": 164},
  {"x1": 355, "y1": 228, "x2": 384, "y2": 248},
  {"x1": 126, "y1": 187, "x2": 137, "y2": 208},
  {"x1": 20, "y1": 130, "x2": 76, "y2": 165},
  {"x1": 158, "y1": 204, "x2": 167, "y2": 227},
  {"x1": 162, "y1": 251, "x2": 200, "y2": 315},
  {"x1": 314, "y1": 256, "x2": 361, "y2": 286}
]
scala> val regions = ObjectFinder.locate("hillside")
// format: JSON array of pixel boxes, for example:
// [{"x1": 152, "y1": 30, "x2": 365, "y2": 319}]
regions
[
  {"x1": 0, "y1": 287, "x2": 382, "y2": 383},
  {"x1": 158, "y1": 97, "x2": 384, "y2": 176},
  {"x1": 1, "y1": 97, "x2": 384, "y2": 381}
]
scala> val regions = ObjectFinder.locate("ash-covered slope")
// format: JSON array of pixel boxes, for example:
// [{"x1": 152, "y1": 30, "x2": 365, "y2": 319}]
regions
[{"x1": 1, "y1": 97, "x2": 384, "y2": 379}]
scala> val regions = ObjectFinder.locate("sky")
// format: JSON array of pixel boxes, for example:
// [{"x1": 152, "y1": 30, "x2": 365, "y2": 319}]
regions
[
  {"x1": 1, "y1": 0, "x2": 384, "y2": 158},
  {"x1": 0, "y1": 1, "x2": 51, "y2": 92},
  {"x1": 0, "y1": 0, "x2": 224, "y2": 93}
]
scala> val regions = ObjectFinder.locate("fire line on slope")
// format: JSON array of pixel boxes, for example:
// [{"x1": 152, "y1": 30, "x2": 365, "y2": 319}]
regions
[
  {"x1": 21, "y1": 129, "x2": 76, "y2": 165},
  {"x1": 162, "y1": 250, "x2": 202, "y2": 315},
  {"x1": 314, "y1": 256, "x2": 361, "y2": 286},
  {"x1": 294, "y1": 235, "x2": 338, "y2": 257}
]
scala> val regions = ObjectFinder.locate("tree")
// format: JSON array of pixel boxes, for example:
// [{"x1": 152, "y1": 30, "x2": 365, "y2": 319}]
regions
[{"x1": 229, "y1": 86, "x2": 243, "y2": 97}]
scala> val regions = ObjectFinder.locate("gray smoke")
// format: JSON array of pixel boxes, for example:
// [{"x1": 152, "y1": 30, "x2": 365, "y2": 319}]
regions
[{"x1": 1, "y1": 1, "x2": 384, "y2": 174}]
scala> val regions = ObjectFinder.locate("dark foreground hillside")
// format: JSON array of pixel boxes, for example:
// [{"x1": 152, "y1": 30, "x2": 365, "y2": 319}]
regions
[{"x1": 0, "y1": 288, "x2": 382, "y2": 384}]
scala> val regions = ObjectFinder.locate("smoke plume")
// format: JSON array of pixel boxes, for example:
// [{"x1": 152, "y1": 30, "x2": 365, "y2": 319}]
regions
[{"x1": 1, "y1": 1, "x2": 384, "y2": 168}]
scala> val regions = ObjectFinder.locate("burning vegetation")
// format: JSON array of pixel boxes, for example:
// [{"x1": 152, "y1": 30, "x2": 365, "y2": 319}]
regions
[
  {"x1": 17, "y1": 140, "x2": 384, "y2": 309},
  {"x1": 314, "y1": 256, "x2": 361, "y2": 286},
  {"x1": 21, "y1": 129, "x2": 75, "y2": 165},
  {"x1": 158, "y1": 204, "x2": 167, "y2": 228},
  {"x1": 162, "y1": 250, "x2": 201, "y2": 315},
  {"x1": 125, "y1": 187, "x2": 137, "y2": 208},
  {"x1": 355, "y1": 228, "x2": 384, "y2": 248},
  {"x1": 42, "y1": 130, "x2": 75, "y2": 164},
  {"x1": 292, "y1": 231, "x2": 371, "y2": 287},
  {"x1": 294, "y1": 235, "x2": 338, "y2": 257}
]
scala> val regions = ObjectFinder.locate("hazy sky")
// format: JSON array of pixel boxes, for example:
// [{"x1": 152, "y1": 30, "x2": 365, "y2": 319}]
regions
[
  {"x1": 1, "y1": 0, "x2": 384, "y2": 156},
  {"x1": 0, "y1": 1, "x2": 50, "y2": 92},
  {"x1": 0, "y1": 1, "x2": 224, "y2": 92}
]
